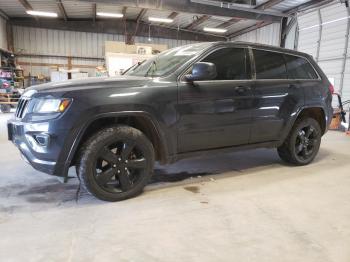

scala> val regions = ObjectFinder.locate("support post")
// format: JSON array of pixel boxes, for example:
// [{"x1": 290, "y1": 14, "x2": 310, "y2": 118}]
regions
[
  {"x1": 315, "y1": 9, "x2": 322, "y2": 62},
  {"x1": 280, "y1": 17, "x2": 288, "y2": 47},
  {"x1": 6, "y1": 21, "x2": 14, "y2": 52}
]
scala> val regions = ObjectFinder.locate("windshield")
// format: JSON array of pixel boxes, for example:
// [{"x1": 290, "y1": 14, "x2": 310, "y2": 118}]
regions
[{"x1": 124, "y1": 43, "x2": 211, "y2": 77}]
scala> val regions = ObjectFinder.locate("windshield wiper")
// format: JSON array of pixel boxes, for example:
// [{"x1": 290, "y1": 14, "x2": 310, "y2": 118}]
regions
[
  {"x1": 122, "y1": 60, "x2": 145, "y2": 75},
  {"x1": 145, "y1": 60, "x2": 157, "y2": 77}
]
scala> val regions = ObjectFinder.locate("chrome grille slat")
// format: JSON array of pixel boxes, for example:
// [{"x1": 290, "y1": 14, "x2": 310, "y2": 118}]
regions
[
  {"x1": 16, "y1": 98, "x2": 30, "y2": 119},
  {"x1": 15, "y1": 99, "x2": 23, "y2": 117}
]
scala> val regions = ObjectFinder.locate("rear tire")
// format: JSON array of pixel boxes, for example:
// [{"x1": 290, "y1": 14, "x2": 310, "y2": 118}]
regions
[
  {"x1": 277, "y1": 117, "x2": 322, "y2": 165},
  {"x1": 0, "y1": 104, "x2": 11, "y2": 113},
  {"x1": 76, "y1": 126, "x2": 155, "y2": 201}
]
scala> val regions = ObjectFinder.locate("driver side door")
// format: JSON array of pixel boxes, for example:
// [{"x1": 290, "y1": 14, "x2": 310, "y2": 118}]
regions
[{"x1": 177, "y1": 47, "x2": 254, "y2": 153}]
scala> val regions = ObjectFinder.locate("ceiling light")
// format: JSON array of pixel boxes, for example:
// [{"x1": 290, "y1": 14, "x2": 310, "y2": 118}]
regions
[
  {"x1": 203, "y1": 27, "x2": 227, "y2": 33},
  {"x1": 148, "y1": 17, "x2": 173, "y2": 23},
  {"x1": 97, "y1": 12, "x2": 123, "y2": 18},
  {"x1": 26, "y1": 10, "x2": 58, "y2": 17}
]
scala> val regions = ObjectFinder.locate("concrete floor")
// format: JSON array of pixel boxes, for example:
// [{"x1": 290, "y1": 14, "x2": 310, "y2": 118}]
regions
[{"x1": 0, "y1": 111, "x2": 350, "y2": 262}]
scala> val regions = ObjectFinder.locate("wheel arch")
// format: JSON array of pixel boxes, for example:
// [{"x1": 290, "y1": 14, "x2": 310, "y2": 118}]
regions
[
  {"x1": 279, "y1": 106, "x2": 327, "y2": 146},
  {"x1": 61, "y1": 111, "x2": 169, "y2": 181},
  {"x1": 296, "y1": 107, "x2": 326, "y2": 134}
]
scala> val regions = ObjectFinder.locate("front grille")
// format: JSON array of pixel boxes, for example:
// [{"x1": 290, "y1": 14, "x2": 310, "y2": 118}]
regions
[{"x1": 15, "y1": 98, "x2": 30, "y2": 118}]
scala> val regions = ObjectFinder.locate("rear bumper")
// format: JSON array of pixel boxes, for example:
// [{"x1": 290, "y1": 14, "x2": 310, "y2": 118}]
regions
[{"x1": 324, "y1": 105, "x2": 333, "y2": 134}]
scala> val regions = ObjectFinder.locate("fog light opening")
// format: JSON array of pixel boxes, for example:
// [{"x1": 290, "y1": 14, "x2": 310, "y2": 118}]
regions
[{"x1": 34, "y1": 134, "x2": 50, "y2": 147}]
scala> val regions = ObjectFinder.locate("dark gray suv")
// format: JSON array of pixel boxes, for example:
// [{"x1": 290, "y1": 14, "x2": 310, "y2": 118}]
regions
[{"x1": 8, "y1": 42, "x2": 333, "y2": 201}]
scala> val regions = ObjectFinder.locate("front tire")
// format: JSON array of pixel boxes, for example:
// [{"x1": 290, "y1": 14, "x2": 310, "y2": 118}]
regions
[
  {"x1": 76, "y1": 126, "x2": 155, "y2": 201},
  {"x1": 277, "y1": 117, "x2": 322, "y2": 165}
]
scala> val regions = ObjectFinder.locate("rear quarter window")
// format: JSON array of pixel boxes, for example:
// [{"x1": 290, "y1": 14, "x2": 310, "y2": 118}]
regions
[{"x1": 284, "y1": 54, "x2": 318, "y2": 80}]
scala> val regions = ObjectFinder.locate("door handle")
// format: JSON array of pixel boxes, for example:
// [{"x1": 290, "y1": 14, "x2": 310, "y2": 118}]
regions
[
  {"x1": 234, "y1": 86, "x2": 249, "y2": 94},
  {"x1": 289, "y1": 84, "x2": 299, "y2": 89}
]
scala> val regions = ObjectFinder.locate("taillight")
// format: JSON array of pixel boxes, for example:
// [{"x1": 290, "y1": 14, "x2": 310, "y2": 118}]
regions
[
  {"x1": 329, "y1": 83, "x2": 334, "y2": 94},
  {"x1": 3, "y1": 82, "x2": 10, "y2": 89}
]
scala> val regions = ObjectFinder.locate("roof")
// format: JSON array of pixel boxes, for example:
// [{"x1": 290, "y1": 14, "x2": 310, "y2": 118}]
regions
[
  {"x1": 0, "y1": 0, "x2": 325, "y2": 38},
  {"x1": 205, "y1": 41, "x2": 310, "y2": 56}
]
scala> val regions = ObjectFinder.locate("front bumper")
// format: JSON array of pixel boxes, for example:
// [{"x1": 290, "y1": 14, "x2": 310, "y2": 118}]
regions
[{"x1": 7, "y1": 119, "x2": 59, "y2": 175}]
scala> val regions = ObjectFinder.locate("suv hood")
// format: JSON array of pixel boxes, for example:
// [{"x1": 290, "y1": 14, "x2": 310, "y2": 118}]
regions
[{"x1": 28, "y1": 75, "x2": 151, "y2": 93}]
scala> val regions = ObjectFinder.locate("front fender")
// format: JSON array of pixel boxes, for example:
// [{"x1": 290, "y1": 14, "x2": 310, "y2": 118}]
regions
[{"x1": 54, "y1": 110, "x2": 169, "y2": 181}]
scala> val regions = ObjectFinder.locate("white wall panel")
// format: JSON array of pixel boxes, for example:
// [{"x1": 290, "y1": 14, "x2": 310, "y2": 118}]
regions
[
  {"x1": 319, "y1": 4, "x2": 347, "y2": 61},
  {"x1": 0, "y1": 17, "x2": 7, "y2": 50},
  {"x1": 297, "y1": 10, "x2": 320, "y2": 59},
  {"x1": 12, "y1": 25, "x2": 199, "y2": 77},
  {"x1": 231, "y1": 23, "x2": 281, "y2": 46},
  {"x1": 297, "y1": 2, "x2": 350, "y2": 103}
]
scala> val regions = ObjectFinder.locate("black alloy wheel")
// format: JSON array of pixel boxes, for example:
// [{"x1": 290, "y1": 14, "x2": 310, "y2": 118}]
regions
[
  {"x1": 278, "y1": 117, "x2": 322, "y2": 165},
  {"x1": 77, "y1": 126, "x2": 154, "y2": 201},
  {"x1": 94, "y1": 140, "x2": 147, "y2": 193},
  {"x1": 294, "y1": 125, "x2": 318, "y2": 162}
]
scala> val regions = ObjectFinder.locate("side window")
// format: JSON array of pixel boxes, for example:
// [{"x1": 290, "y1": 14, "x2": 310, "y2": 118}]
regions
[
  {"x1": 284, "y1": 54, "x2": 318, "y2": 79},
  {"x1": 201, "y1": 48, "x2": 250, "y2": 80},
  {"x1": 253, "y1": 49, "x2": 288, "y2": 79}
]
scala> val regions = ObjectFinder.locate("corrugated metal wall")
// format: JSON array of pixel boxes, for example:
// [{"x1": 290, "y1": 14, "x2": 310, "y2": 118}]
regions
[
  {"x1": 297, "y1": 2, "x2": 350, "y2": 103},
  {"x1": 0, "y1": 17, "x2": 7, "y2": 50},
  {"x1": 230, "y1": 23, "x2": 281, "y2": 46},
  {"x1": 12, "y1": 25, "x2": 199, "y2": 77}
]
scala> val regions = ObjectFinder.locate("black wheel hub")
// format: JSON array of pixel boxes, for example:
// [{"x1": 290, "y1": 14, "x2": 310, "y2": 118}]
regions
[
  {"x1": 93, "y1": 140, "x2": 147, "y2": 194},
  {"x1": 295, "y1": 125, "x2": 317, "y2": 160}
]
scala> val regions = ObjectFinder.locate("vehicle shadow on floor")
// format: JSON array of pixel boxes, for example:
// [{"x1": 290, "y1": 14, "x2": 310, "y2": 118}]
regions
[
  {"x1": 151, "y1": 147, "x2": 332, "y2": 184},
  {"x1": 1, "y1": 147, "x2": 335, "y2": 209}
]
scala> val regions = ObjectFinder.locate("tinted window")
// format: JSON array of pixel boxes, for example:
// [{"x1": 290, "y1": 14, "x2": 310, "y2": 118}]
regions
[
  {"x1": 284, "y1": 54, "x2": 318, "y2": 79},
  {"x1": 253, "y1": 49, "x2": 288, "y2": 79},
  {"x1": 201, "y1": 48, "x2": 250, "y2": 80}
]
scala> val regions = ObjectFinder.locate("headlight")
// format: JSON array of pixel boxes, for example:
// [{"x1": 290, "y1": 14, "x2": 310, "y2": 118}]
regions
[{"x1": 33, "y1": 98, "x2": 71, "y2": 113}]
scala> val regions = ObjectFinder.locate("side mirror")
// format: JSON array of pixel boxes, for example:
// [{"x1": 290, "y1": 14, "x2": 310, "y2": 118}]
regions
[{"x1": 185, "y1": 62, "x2": 217, "y2": 82}]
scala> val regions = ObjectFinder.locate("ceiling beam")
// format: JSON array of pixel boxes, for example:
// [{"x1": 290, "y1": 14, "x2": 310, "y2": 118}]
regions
[
  {"x1": 70, "y1": 0, "x2": 284, "y2": 22},
  {"x1": 18, "y1": 0, "x2": 33, "y2": 11},
  {"x1": 216, "y1": 0, "x2": 284, "y2": 30},
  {"x1": 186, "y1": 15, "x2": 210, "y2": 30},
  {"x1": 216, "y1": 18, "x2": 242, "y2": 29},
  {"x1": 18, "y1": 0, "x2": 40, "y2": 21},
  {"x1": 159, "y1": 11, "x2": 178, "y2": 26},
  {"x1": 136, "y1": 8, "x2": 147, "y2": 22},
  {"x1": 0, "y1": 9, "x2": 9, "y2": 20},
  {"x1": 285, "y1": 0, "x2": 334, "y2": 14},
  {"x1": 130, "y1": 8, "x2": 147, "y2": 44},
  {"x1": 10, "y1": 17, "x2": 226, "y2": 42},
  {"x1": 255, "y1": 0, "x2": 284, "y2": 10},
  {"x1": 229, "y1": 0, "x2": 333, "y2": 39},
  {"x1": 121, "y1": 6, "x2": 127, "y2": 17},
  {"x1": 168, "y1": 12, "x2": 179, "y2": 19},
  {"x1": 57, "y1": 0, "x2": 68, "y2": 21}
]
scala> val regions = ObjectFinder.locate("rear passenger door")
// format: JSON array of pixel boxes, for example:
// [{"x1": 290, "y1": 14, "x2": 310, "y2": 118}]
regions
[
  {"x1": 250, "y1": 49, "x2": 304, "y2": 143},
  {"x1": 284, "y1": 54, "x2": 322, "y2": 108}
]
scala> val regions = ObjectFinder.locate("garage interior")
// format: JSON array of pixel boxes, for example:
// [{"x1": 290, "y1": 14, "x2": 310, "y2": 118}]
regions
[{"x1": 1, "y1": 0, "x2": 350, "y2": 261}]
